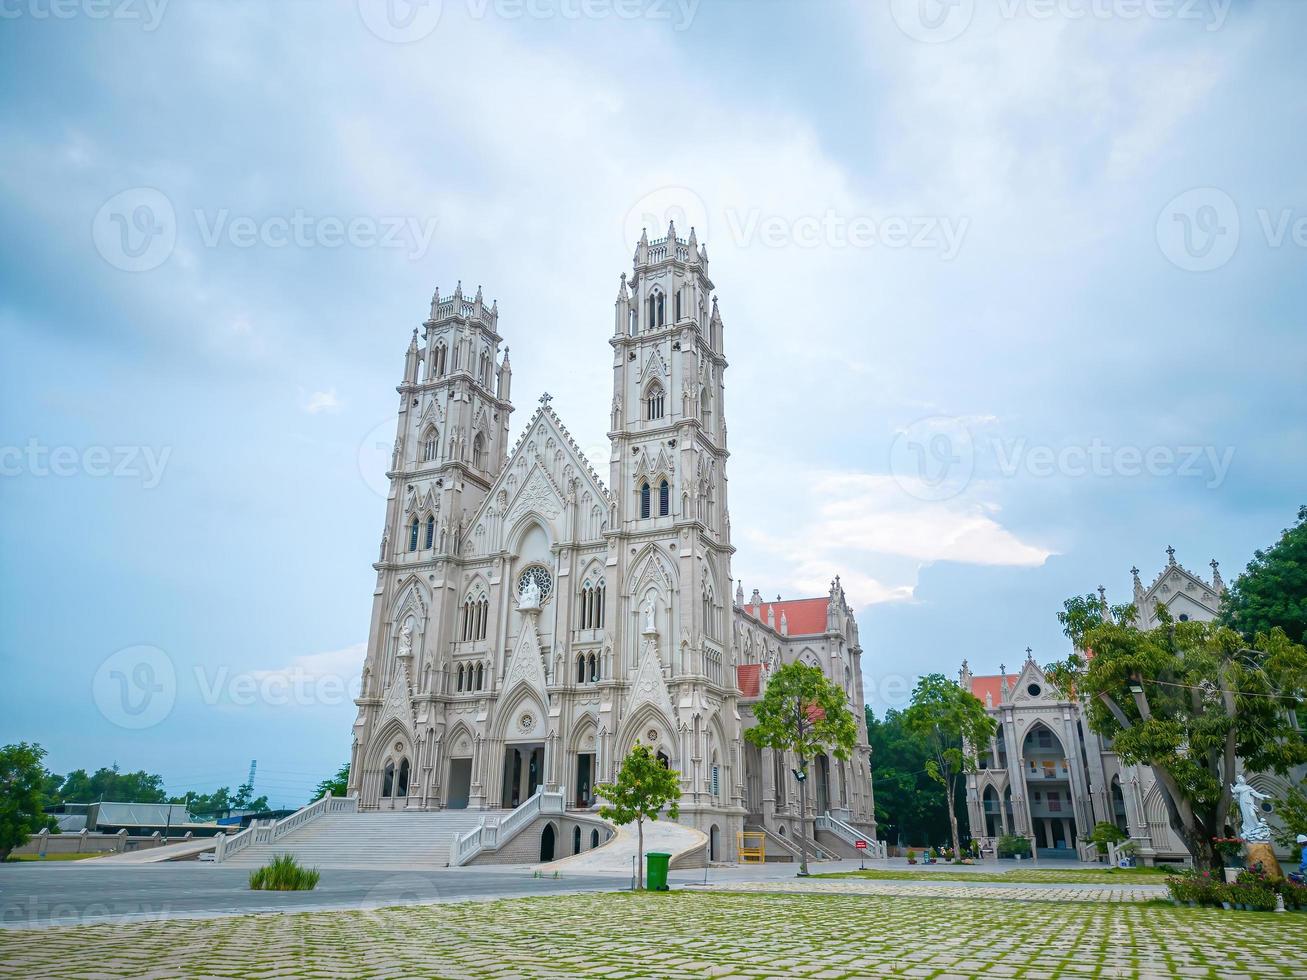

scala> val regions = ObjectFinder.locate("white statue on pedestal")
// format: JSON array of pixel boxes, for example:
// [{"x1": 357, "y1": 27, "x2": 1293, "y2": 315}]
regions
[
  {"x1": 1231, "y1": 774, "x2": 1273, "y2": 842},
  {"x1": 396, "y1": 620, "x2": 414, "y2": 658},
  {"x1": 642, "y1": 597, "x2": 657, "y2": 635},
  {"x1": 519, "y1": 575, "x2": 541, "y2": 611}
]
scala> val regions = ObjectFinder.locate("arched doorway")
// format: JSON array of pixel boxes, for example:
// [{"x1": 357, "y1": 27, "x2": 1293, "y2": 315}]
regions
[
  {"x1": 573, "y1": 825, "x2": 582, "y2": 855},
  {"x1": 1021, "y1": 722, "x2": 1077, "y2": 854},
  {"x1": 709, "y1": 824, "x2": 719, "y2": 862},
  {"x1": 983, "y1": 785, "x2": 1002, "y2": 838},
  {"x1": 815, "y1": 754, "x2": 831, "y2": 814},
  {"x1": 540, "y1": 823, "x2": 556, "y2": 862},
  {"x1": 1110, "y1": 776, "x2": 1128, "y2": 833}
]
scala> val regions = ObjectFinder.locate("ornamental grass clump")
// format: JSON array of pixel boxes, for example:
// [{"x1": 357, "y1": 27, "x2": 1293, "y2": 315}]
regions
[{"x1": 248, "y1": 853, "x2": 320, "y2": 891}]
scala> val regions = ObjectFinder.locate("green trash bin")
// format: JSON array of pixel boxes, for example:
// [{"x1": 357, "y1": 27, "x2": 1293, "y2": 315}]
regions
[{"x1": 645, "y1": 851, "x2": 671, "y2": 891}]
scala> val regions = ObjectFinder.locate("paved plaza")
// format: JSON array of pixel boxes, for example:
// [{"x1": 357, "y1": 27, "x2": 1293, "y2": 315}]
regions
[{"x1": 1, "y1": 872, "x2": 1304, "y2": 978}]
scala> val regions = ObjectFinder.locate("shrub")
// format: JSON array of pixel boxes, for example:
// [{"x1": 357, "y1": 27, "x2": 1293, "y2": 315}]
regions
[
  {"x1": 1088, "y1": 821, "x2": 1127, "y2": 855},
  {"x1": 997, "y1": 835, "x2": 1031, "y2": 859},
  {"x1": 906, "y1": 849, "x2": 917, "y2": 864},
  {"x1": 248, "y1": 854, "x2": 320, "y2": 891}
]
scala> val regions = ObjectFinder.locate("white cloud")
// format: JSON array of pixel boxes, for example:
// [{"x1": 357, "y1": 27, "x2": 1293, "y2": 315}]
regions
[
  {"x1": 301, "y1": 388, "x2": 341, "y2": 414},
  {"x1": 743, "y1": 471, "x2": 1053, "y2": 609}
]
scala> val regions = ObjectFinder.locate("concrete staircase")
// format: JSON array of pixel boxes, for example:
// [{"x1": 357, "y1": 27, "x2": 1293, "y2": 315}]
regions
[{"x1": 218, "y1": 810, "x2": 489, "y2": 870}]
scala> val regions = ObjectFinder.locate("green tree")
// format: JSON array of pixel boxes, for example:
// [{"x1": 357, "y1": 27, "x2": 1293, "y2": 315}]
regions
[
  {"x1": 1046, "y1": 594, "x2": 1307, "y2": 873},
  {"x1": 232, "y1": 781, "x2": 270, "y2": 812},
  {"x1": 1220, "y1": 505, "x2": 1307, "y2": 646},
  {"x1": 745, "y1": 661, "x2": 857, "y2": 875},
  {"x1": 1270, "y1": 782, "x2": 1307, "y2": 850},
  {"x1": 1, "y1": 743, "x2": 57, "y2": 860},
  {"x1": 54, "y1": 765, "x2": 166, "y2": 804},
  {"x1": 865, "y1": 706, "x2": 958, "y2": 846},
  {"x1": 595, "y1": 742, "x2": 681, "y2": 888},
  {"x1": 903, "y1": 674, "x2": 996, "y2": 860},
  {"x1": 172, "y1": 787, "x2": 233, "y2": 817},
  {"x1": 312, "y1": 763, "x2": 350, "y2": 804}
]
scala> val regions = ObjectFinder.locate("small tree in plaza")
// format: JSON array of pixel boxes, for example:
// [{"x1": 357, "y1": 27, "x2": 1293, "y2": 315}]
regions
[
  {"x1": 1046, "y1": 594, "x2": 1307, "y2": 873},
  {"x1": 0, "y1": 742, "x2": 57, "y2": 861},
  {"x1": 595, "y1": 742, "x2": 680, "y2": 889},
  {"x1": 745, "y1": 661, "x2": 857, "y2": 876},
  {"x1": 903, "y1": 674, "x2": 996, "y2": 862}
]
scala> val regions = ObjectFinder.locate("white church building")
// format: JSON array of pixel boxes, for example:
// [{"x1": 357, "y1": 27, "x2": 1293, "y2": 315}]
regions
[
  {"x1": 346, "y1": 227, "x2": 877, "y2": 861},
  {"x1": 962, "y1": 549, "x2": 1300, "y2": 864}
]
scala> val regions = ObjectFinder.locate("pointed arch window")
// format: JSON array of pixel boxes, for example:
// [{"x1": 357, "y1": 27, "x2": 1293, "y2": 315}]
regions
[
  {"x1": 382, "y1": 762, "x2": 395, "y2": 797},
  {"x1": 409, "y1": 518, "x2": 419, "y2": 552},
  {"x1": 475, "y1": 662, "x2": 484, "y2": 690},
  {"x1": 674, "y1": 291, "x2": 682, "y2": 322},
  {"x1": 433, "y1": 343, "x2": 447, "y2": 377},
  {"x1": 457, "y1": 663, "x2": 465, "y2": 692},
  {"x1": 396, "y1": 758, "x2": 410, "y2": 797},
  {"x1": 424, "y1": 515, "x2": 435, "y2": 549},
  {"x1": 646, "y1": 382, "x2": 665, "y2": 421},
  {"x1": 472, "y1": 432, "x2": 486, "y2": 469},
  {"x1": 422, "y1": 427, "x2": 438, "y2": 462},
  {"x1": 579, "y1": 577, "x2": 606, "y2": 630},
  {"x1": 639, "y1": 482, "x2": 651, "y2": 519},
  {"x1": 658, "y1": 479, "x2": 670, "y2": 517},
  {"x1": 702, "y1": 585, "x2": 715, "y2": 640},
  {"x1": 588, "y1": 653, "x2": 598, "y2": 683},
  {"x1": 576, "y1": 653, "x2": 587, "y2": 684}
]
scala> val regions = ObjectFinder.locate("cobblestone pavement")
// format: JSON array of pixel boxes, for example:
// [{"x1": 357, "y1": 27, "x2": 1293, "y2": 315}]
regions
[
  {"x1": 0, "y1": 890, "x2": 1301, "y2": 979},
  {"x1": 714, "y1": 878, "x2": 1169, "y2": 904}
]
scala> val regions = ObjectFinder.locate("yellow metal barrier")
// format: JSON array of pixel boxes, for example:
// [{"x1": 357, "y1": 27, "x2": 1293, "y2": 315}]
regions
[{"x1": 737, "y1": 831, "x2": 766, "y2": 864}]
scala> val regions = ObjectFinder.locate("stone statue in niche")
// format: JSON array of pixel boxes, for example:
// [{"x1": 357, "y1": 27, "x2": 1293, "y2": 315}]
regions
[
  {"x1": 1231, "y1": 774, "x2": 1273, "y2": 842},
  {"x1": 642, "y1": 597, "x2": 657, "y2": 635}
]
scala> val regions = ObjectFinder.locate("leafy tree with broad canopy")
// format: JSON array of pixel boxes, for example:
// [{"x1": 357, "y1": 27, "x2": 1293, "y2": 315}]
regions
[
  {"x1": 745, "y1": 661, "x2": 857, "y2": 876},
  {"x1": 595, "y1": 742, "x2": 680, "y2": 888},
  {"x1": 903, "y1": 674, "x2": 996, "y2": 860},
  {"x1": 1, "y1": 743, "x2": 57, "y2": 860},
  {"x1": 1045, "y1": 594, "x2": 1307, "y2": 872},
  {"x1": 312, "y1": 763, "x2": 350, "y2": 804},
  {"x1": 1220, "y1": 505, "x2": 1307, "y2": 646},
  {"x1": 865, "y1": 706, "x2": 962, "y2": 847}
]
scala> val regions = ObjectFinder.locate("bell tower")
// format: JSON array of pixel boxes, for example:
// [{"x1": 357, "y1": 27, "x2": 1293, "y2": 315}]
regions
[
  {"x1": 387, "y1": 281, "x2": 513, "y2": 563},
  {"x1": 607, "y1": 223, "x2": 737, "y2": 808}
]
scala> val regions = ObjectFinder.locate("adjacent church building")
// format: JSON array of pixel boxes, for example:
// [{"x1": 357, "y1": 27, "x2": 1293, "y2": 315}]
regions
[
  {"x1": 347, "y1": 227, "x2": 876, "y2": 860},
  {"x1": 962, "y1": 550, "x2": 1299, "y2": 864}
]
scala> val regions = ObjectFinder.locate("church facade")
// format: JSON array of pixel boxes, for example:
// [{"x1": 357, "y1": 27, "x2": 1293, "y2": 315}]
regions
[
  {"x1": 961, "y1": 550, "x2": 1299, "y2": 864},
  {"x1": 347, "y1": 227, "x2": 876, "y2": 859}
]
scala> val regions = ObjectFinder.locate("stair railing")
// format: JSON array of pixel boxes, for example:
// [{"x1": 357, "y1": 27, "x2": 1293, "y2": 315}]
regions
[
  {"x1": 815, "y1": 811, "x2": 888, "y2": 860},
  {"x1": 214, "y1": 792, "x2": 358, "y2": 863},
  {"x1": 452, "y1": 787, "x2": 565, "y2": 866}
]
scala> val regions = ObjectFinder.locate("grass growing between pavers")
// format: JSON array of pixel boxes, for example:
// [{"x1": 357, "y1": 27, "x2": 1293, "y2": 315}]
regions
[
  {"x1": 0, "y1": 889, "x2": 1302, "y2": 979},
  {"x1": 813, "y1": 866, "x2": 1174, "y2": 885}
]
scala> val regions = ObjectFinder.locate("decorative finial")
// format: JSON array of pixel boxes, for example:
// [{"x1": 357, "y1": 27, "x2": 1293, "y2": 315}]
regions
[
  {"x1": 1130, "y1": 565, "x2": 1140, "y2": 579},
  {"x1": 999, "y1": 663, "x2": 1006, "y2": 676},
  {"x1": 539, "y1": 392, "x2": 553, "y2": 407},
  {"x1": 1025, "y1": 646, "x2": 1034, "y2": 662},
  {"x1": 1166, "y1": 545, "x2": 1176, "y2": 565}
]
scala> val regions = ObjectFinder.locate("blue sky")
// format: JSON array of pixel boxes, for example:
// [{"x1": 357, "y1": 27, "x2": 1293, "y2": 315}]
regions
[{"x1": 2, "y1": 0, "x2": 1304, "y2": 808}]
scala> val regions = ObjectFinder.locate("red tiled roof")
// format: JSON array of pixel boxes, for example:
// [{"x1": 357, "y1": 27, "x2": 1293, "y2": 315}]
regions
[
  {"x1": 736, "y1": 663, "x2": 762, "y2": 698},
  {"x1": 742, "y1": 597, "x2": 830, "y2": 635},
  {"x1": 970, "y1": 674, "x2": 1006, "y2": 706}
]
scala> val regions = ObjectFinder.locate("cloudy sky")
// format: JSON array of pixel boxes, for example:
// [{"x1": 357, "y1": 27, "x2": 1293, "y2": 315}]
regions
[{"x1": 2, "y1": 0, "x2": 1304, "y2": 807}]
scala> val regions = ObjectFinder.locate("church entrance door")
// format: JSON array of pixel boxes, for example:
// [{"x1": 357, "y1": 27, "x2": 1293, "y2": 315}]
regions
[{"x1": 502, "y1": 743, "x2": 544, "y2": 808}]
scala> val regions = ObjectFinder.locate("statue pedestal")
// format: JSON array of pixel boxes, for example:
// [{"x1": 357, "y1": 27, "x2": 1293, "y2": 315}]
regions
[{"x1": 1244, "y1": 842, "x2": 1283, "y2": 880}]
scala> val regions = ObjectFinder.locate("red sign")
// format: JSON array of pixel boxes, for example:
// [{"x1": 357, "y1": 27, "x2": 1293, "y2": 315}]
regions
[{"x1": 855, "y1": 840, "x2": 868, "y2": 850}]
